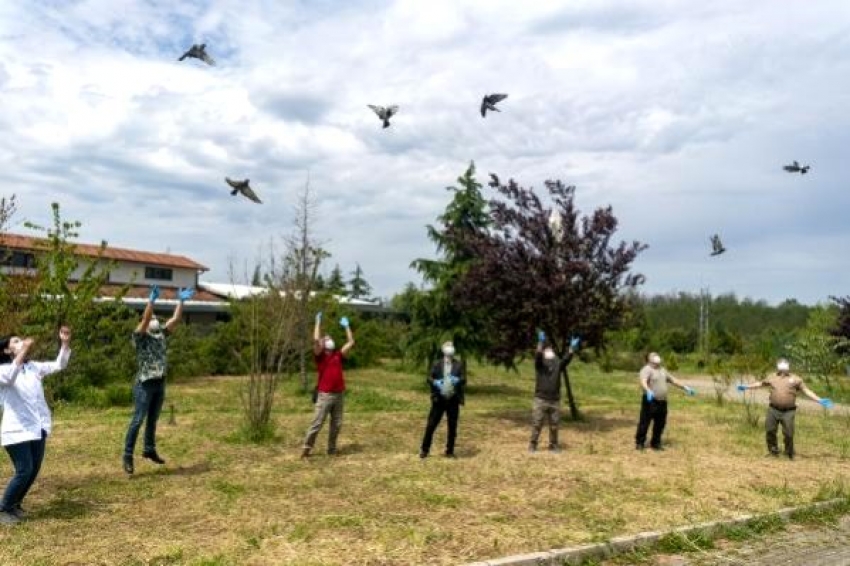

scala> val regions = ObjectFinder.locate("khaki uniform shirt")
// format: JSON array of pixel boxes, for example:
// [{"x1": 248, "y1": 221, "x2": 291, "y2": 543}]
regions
[
  {"x1": 761, "y1": 373, "x2": 804, "y2": 410},
  {"x1": 639, "y1": 365, "x2": 671, "y2": 401}
]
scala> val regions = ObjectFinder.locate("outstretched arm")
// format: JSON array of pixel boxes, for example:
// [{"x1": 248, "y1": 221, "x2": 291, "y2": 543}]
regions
[
  {"x1": 165, "y1": 287, "x2": 194, "y2": 332},
  {"x1": 800, "y1": 384, "x2": 825, "y2": 403},
  {"x1": 313, "y1": 312, "x2": 323, "y2": 355},
  {"x1": 31, "y1": 327, "x2": 72, "y2": 379},
  {"x1": 135, "y1": 285, "x2": 159, "y2": 334},
  {"x1": 340, "y1": 317, "x2": 355, "y2": 355}
]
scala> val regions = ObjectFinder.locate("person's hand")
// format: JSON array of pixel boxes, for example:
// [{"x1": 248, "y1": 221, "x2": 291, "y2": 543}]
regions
[
  {"x1": 819, "y1": 398, "x2": 834, "y2": 409},
  {"x1": 315, "y1": 311, "x2": 322, "y2": 325},
  {"x1": 21, "y1": 338, "x2": 35, "y2": 352},
  {"x1": 58, "y1": 326, "x2": 71, "y2": 344},
  {"x1": 684, "y1": 386, "x2": 696, "y2": 396},
  {"x1": 433, "y1": 379, "x2": 444, "y2": 389},
  {"x1": 646, "y1": 390, "x2": 654, "y2": 402},
  {"x1": 449, "y1": 375, "x2": 460, "y2": 386},
  {"x1": 178, "y1": 287, "x2": 195, "y2": 302},
  {"x1": 148, "y1": 284, "x2": 160, "y2": 303},
  {"x1": 570, "y1": 336, "x2": 580, "y2": 350},
  {"x1": 736, "y1": 384, "x2": 748, "y2": 392},
  {"x1": 537, "y1": 330, "x2": 546, "y2": 344},
  {"x1": 340, "y1": 316, "x2": 350, "y2": 329}
]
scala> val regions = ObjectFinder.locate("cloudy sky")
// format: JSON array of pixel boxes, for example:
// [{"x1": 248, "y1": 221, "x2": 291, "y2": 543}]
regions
[{"x1": 1, "y1": 0, "x2": 849, "y2": 305}]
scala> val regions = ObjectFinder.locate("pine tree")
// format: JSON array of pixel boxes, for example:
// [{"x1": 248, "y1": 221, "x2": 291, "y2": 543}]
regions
[
  {"x1": 326, "y1": 264, "x2": 346, "y2": 296},
  {"x1": 348, "y1": 263, "x2": 372, "y2": 299}
]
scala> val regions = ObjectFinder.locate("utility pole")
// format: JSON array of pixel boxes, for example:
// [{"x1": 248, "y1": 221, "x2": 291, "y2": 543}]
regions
[{"x1": 699, "y1": 287, "x2": 710, "y2": 358}]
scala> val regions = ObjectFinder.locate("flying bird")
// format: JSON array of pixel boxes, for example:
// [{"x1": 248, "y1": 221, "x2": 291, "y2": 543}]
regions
[
  {"x1": 480, "y1": 93, "x2": 508, "y2": 117},
  {"x1": 367, "y1": 105, "x2": 399, "y2": 128},
  {"x1": 710, "y1": 234, "x2": 726, "y2": 257},
  {"x1": 178, "y1": 43, "x2": 215, "y2": 66},
  {"x1": 783, "y1": 160, "x2": 810, "y2": 174},
  {"x1": 225, "y1": 178, "x2": 262, "y2": 204}
]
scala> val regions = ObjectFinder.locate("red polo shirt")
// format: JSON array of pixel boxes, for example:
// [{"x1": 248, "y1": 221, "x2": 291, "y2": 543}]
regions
[{"x1": 315, "y1": 350, "x2": 346, "y2": 393}]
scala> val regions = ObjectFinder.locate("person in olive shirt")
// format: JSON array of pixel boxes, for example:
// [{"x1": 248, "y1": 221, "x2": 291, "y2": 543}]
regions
[
  {"x1": 529, "y1": 331, "x2": 579, "y2": 453},
  {"x1": 635, "y1": 352, "x2": 696, "y2": 451},
  {"x1": 737, "y1": 358, "x2": 834, "y2": 459}
]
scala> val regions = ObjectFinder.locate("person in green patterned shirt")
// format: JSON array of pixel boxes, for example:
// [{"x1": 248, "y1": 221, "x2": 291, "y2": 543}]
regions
[{"x1": 122, "y1": 284, "x2": 194, "y2": 475}]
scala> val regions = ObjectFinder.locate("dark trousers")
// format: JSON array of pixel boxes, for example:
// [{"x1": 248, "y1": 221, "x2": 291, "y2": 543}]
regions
[
  {"x1": 421, "y1": 398, "x2": 460, "y2": 455},
  {"x1": 765, "y1": 406, "x2": 796, "y2": 457},
  {"x1": 124, "y1": 379, "x2": 165, "y2": 457},
  {"x1": 635, "y1": 397, "x2": 668, "y2": 448},
  {"x1": 2, "y1": 430, "x2": 47, "y2": 512}
]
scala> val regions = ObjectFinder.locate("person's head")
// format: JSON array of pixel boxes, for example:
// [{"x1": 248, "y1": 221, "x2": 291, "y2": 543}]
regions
[
  {"x1": 322, "y1": 334, "x2": 336, "y2": 352},
  {"x1": 441, "y1": 341, "x2": 455, "y2": 358},
  {"x1": 0, "y1": 335, "x2": 25, "y2": 364},
  {"x1": 543, "y1": 346, "x2": 556, "y2": 360},
  {"x1": 647, "y1": 352, "x2": 662, "y2": 367},
  {"x1": 147, "y1": 317, "x2": 163, "y2": 337},
  {"x1": 776, "y1": 358, "x2": 790, "y2": 375}
]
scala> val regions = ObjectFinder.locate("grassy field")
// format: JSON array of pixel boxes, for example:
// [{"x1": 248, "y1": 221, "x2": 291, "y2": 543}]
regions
[{"x1": 1, "y1": 361, "x2": 849, "y2": 565}]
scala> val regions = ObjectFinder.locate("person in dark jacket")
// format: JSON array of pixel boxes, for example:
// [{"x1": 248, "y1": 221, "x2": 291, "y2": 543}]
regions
[
  {"x1": 419, "y1": 341, "x2": 465, "y2": 459},
  {"x1": 529, "y1": 331, "x2": 579, "y2": 453}
]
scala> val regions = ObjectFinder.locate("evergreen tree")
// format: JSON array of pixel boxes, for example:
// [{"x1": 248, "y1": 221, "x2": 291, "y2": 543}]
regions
[
  {"x1": 348, "y1": 263, "x2": 372, "y2": 299},
  {"x1": 326, "y1": 264, "x2": 347, "y2": 296}
]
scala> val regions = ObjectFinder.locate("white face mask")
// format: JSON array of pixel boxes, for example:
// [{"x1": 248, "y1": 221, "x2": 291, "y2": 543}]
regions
[
  {"x1": 442, "y1": 345, "x2": 455, "y2": 357},
  {"x1": 148, "y1": 319, "x2": 162, "y2": 334},
  {"x1": 324, "y1": 339, "x2": 336, "y2": 351},
  {"x1": 649, "y1": 354, "x2": 661, "y2": 365},
  {"x1": 543, "y1": 349, "x2": 556, "y2": 360},
  {"x1": 777, "y1": 361, "x2": 790, "y2": 372}
]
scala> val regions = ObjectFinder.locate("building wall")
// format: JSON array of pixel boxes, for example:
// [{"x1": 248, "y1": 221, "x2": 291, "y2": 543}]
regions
[{"x1": 71, "y1": 260, "x2": 198, "y2": 288}]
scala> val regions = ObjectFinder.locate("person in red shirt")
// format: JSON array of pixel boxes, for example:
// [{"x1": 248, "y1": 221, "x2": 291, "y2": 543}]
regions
[{"x1": 301, "y1": 311, "x2": 355, "y2": 458}]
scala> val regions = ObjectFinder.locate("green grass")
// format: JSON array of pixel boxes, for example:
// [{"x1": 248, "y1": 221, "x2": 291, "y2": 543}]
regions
[{"x1": 0, "y1": 360, "x2": 848, "y2": 565}]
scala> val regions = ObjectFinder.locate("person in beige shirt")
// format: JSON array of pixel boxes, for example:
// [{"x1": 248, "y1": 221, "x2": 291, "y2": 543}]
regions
[
  {"x1": 635, "y1": 352, "x2": 696, "y2": 451},
  {"x1": 737, "y1": 359, "x2": 834, "y2": 459}
]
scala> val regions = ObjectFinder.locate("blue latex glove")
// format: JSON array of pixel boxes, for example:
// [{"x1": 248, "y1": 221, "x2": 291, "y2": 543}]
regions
[
  {"x1": 646, "y1": 390, "x2": 654, "y2": 402},
  {"x1": 736, "y1": 384, "x2": 748, "y2": 392},
  {"x1": 178, "y1": 287, "x2": 195, "y2": 302},
  {"x1": 340, "y1": 316, "x2": 350, "y2": 329},
  {"x1": 684, "y1": 386, "x2": 696, "y2": 396},
  {"x1": 569, "y1": 336, "x2": 580, "y2": 350},
  {"x1": 148, "y1": 285, "x2": 160, "y2": 303},
  {"x1": 449, "y1": 375, "x2": 460, "y2": 386},
  {"x1": 315, "y1": 311, "x2": 322, "y2": 324},
  {"x1": 537, "y1": 330, "x2": 546, "y2": 344},
  {"x1": 819, "y1": 398, "x2": 834, "y2": 409},
  {"x1": 433, "y1": 379, "x2": 444, "y2": 390}
]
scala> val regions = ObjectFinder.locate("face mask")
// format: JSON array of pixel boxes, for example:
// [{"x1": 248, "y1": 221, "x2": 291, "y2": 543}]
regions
[
  {"x1": 649, "y1": 354, "x2": 661, "y2": 365},
  {"x1": 442, "y1": 346, "x2": 455, "y2": 357},
  {"x1": 777, "y1": 361, "x2": 790, "y2": 372},
  {"x1": 324, "y1": 339, "x2": 336, "y2": 351},
  {"x1": 543, "y1": 349, "x2": 556, "y2": 360},
  {"x1": 148, "y1": 319, "x2": 162, "y2": 334}
]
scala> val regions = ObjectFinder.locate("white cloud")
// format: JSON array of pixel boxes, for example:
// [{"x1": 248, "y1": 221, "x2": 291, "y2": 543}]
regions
[{"x1": 2, "y1": 0, "x2": 850, "y2": 305}]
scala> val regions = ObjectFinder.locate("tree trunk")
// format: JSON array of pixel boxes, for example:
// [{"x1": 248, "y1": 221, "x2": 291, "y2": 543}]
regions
[{"x1": 561, "y1": 366, "x2": 580, "y2": 420}]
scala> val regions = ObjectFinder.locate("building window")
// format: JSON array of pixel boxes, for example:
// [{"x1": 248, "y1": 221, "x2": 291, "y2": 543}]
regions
[
  {"x1": 0, "y1": 250, "x2": 36, "y2": 268},
  {"x1": 145, "y1": 266, "x2": 173, "y2": 281}
]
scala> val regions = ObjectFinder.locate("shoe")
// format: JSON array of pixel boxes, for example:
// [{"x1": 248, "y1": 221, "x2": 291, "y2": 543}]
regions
[
  {"x1": 0, "y1": 511, "x2": 20, "y2": 525},
  {"x1": 327, "y1": 449, "x2": 338, "y2": 456},
  {"x1": 122, "y1": 455, "x2": 134, "y2": 475},
  {"x1": 766, "y1": 452, "x2": 779, "y2": 458},
  {"x1": 300, "y1": 447, "x2": 311, "y2": 459},
  {"x1": 142, "y1": 451, "x2": 165, "y2": 465},
  {"x1": 444, "y1": 452, "x2": 456, "y2": 459},
  {"x1": 548, "y1": 446, "x2": 561, "y2": 453},
  {"x1": 9, "y1": 506, "x2": 26, "y2": 520},
  {"x1": 786, "y1": 453, "x2": 794, "y2": 460},
  {"x1": 528, "y1": 444, "x2": 537, "y2": 453},
  {"x1": 650, "y1": 445, "x2": 664, "y2": 451},
  {"x1": 635, "y1": 443, "x2": 645, "y2": 451},
  {"x1": 419, "y1": 451, "x2": 428, "y2": 459}
]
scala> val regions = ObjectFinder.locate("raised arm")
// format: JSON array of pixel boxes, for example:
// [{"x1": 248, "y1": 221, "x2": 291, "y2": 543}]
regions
[
  {"x1": 31, "y1": 327, "x2": 72, "y2": 379},
  {"x1": 340, "y1": 317, "x2": 355, "y2": 355},
  {"x1": 135, "y1": 285, "x2": 159, "y2": 333},
  {"x1": 560, "y1": 336, "x2": 580, "y2": 371},
  {"x1": 165, "y1": 287, "x2": 194, "y2": 332}
]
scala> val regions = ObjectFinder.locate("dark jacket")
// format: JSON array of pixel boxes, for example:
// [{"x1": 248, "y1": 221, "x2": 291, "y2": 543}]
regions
[
  {"x1": 534, "y1": 350, "x2": 574, "y2": 401},
  {"x1": 427, "y1": 358, "x2": 466, "y2": 405}
]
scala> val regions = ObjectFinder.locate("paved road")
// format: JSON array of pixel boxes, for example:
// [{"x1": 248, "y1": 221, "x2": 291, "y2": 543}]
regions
[{"x1": 647, "y1": 515, "x2": 850, "y2": 566}]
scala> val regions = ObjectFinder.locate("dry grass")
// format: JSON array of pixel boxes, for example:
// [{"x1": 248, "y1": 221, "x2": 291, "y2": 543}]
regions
[{"x1": 1, "y1": 362, "x2": 849, "y2": 565}]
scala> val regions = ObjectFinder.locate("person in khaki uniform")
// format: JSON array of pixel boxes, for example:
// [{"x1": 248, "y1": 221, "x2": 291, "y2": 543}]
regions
[
  {"x1": 635, "y1": 352, "x2": 696, "y2": 451},
  {"x1": 737, "y1": 359, "x2": 833, "y2": 459},
  {"x1": 301, "y1": 312, "x2": 355, "y2": 458},
  {"x1": 528, "y1": 331, "x2": 579, "y2": 453}
]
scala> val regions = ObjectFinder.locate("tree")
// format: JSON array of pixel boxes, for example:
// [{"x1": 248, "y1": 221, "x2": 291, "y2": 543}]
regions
[
  {"x1": 251, "y1": 263, "x2": 262, "y2": 286},
  {"x1": 348, "y1": 263, "x2": 372, "y2": 299},
  {"x1": 408, "y1": 162, "x2": 492, "y2": 368},
  {"x1": 452, "y1": 174, "x2": 647, "y2": 419},
  {"x1": 326, "y1": 264, "x2": 346, "y2": 296},
  {"x1": 787, "y1": 305, "x2": 850, "y2": 393}
]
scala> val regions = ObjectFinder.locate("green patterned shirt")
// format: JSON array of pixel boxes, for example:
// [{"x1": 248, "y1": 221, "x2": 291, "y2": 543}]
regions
[{"x1": 132, "y1": 330, "x2": 169, "y2": 382}]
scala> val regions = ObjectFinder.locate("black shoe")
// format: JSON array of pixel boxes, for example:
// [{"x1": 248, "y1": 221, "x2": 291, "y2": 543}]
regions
[
  {"x1": 142, "y1": 451, "x2": 165, "y2": 465},
  {"x1": 635, "y1": 443, "x2": 645, "y2": 451},
  {"x1": 122, "y1": 455, "x2": 134, "y2": 475},
  {"x1": 786, "y1": 453, "x2": 794, "y2": 460},
  {"x1": 766, "y1": 451, "x2": 779, "y2": 458},
  {"x1": 650, "y1": 445, "x2": 664, "y2": 451},
  {"x1": 9, "y1": 506, "x2": 26, "y2": 520},
  {"x1": 444, "y1": 452, "x2": 456, "y2": 459},
  {"x1": 419, "y1": 451, "x2": 428, "y2": 459},
  {"x1": 548, "y1": 446, "x2": 562, "y2": 453}
]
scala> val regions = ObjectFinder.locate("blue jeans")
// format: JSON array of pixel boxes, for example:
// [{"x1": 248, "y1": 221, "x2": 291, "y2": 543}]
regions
[
  {"x1": 2, "y1": 430, "x2": 47, "y2": 512},
  {"x1": 124, "y1": 379, "x2": 165, "y2": 457}
]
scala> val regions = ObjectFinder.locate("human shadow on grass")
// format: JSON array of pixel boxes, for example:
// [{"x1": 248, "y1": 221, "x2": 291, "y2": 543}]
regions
[
  {"x1": 465, "y1": 384, "x2": 525, "y2": 398},
  {"x1": 148, "y1": 460, "x2": 213, "y2": 477},
  {"x1": 485, "y1": 407, "x2": 635, "y2": 433}
]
